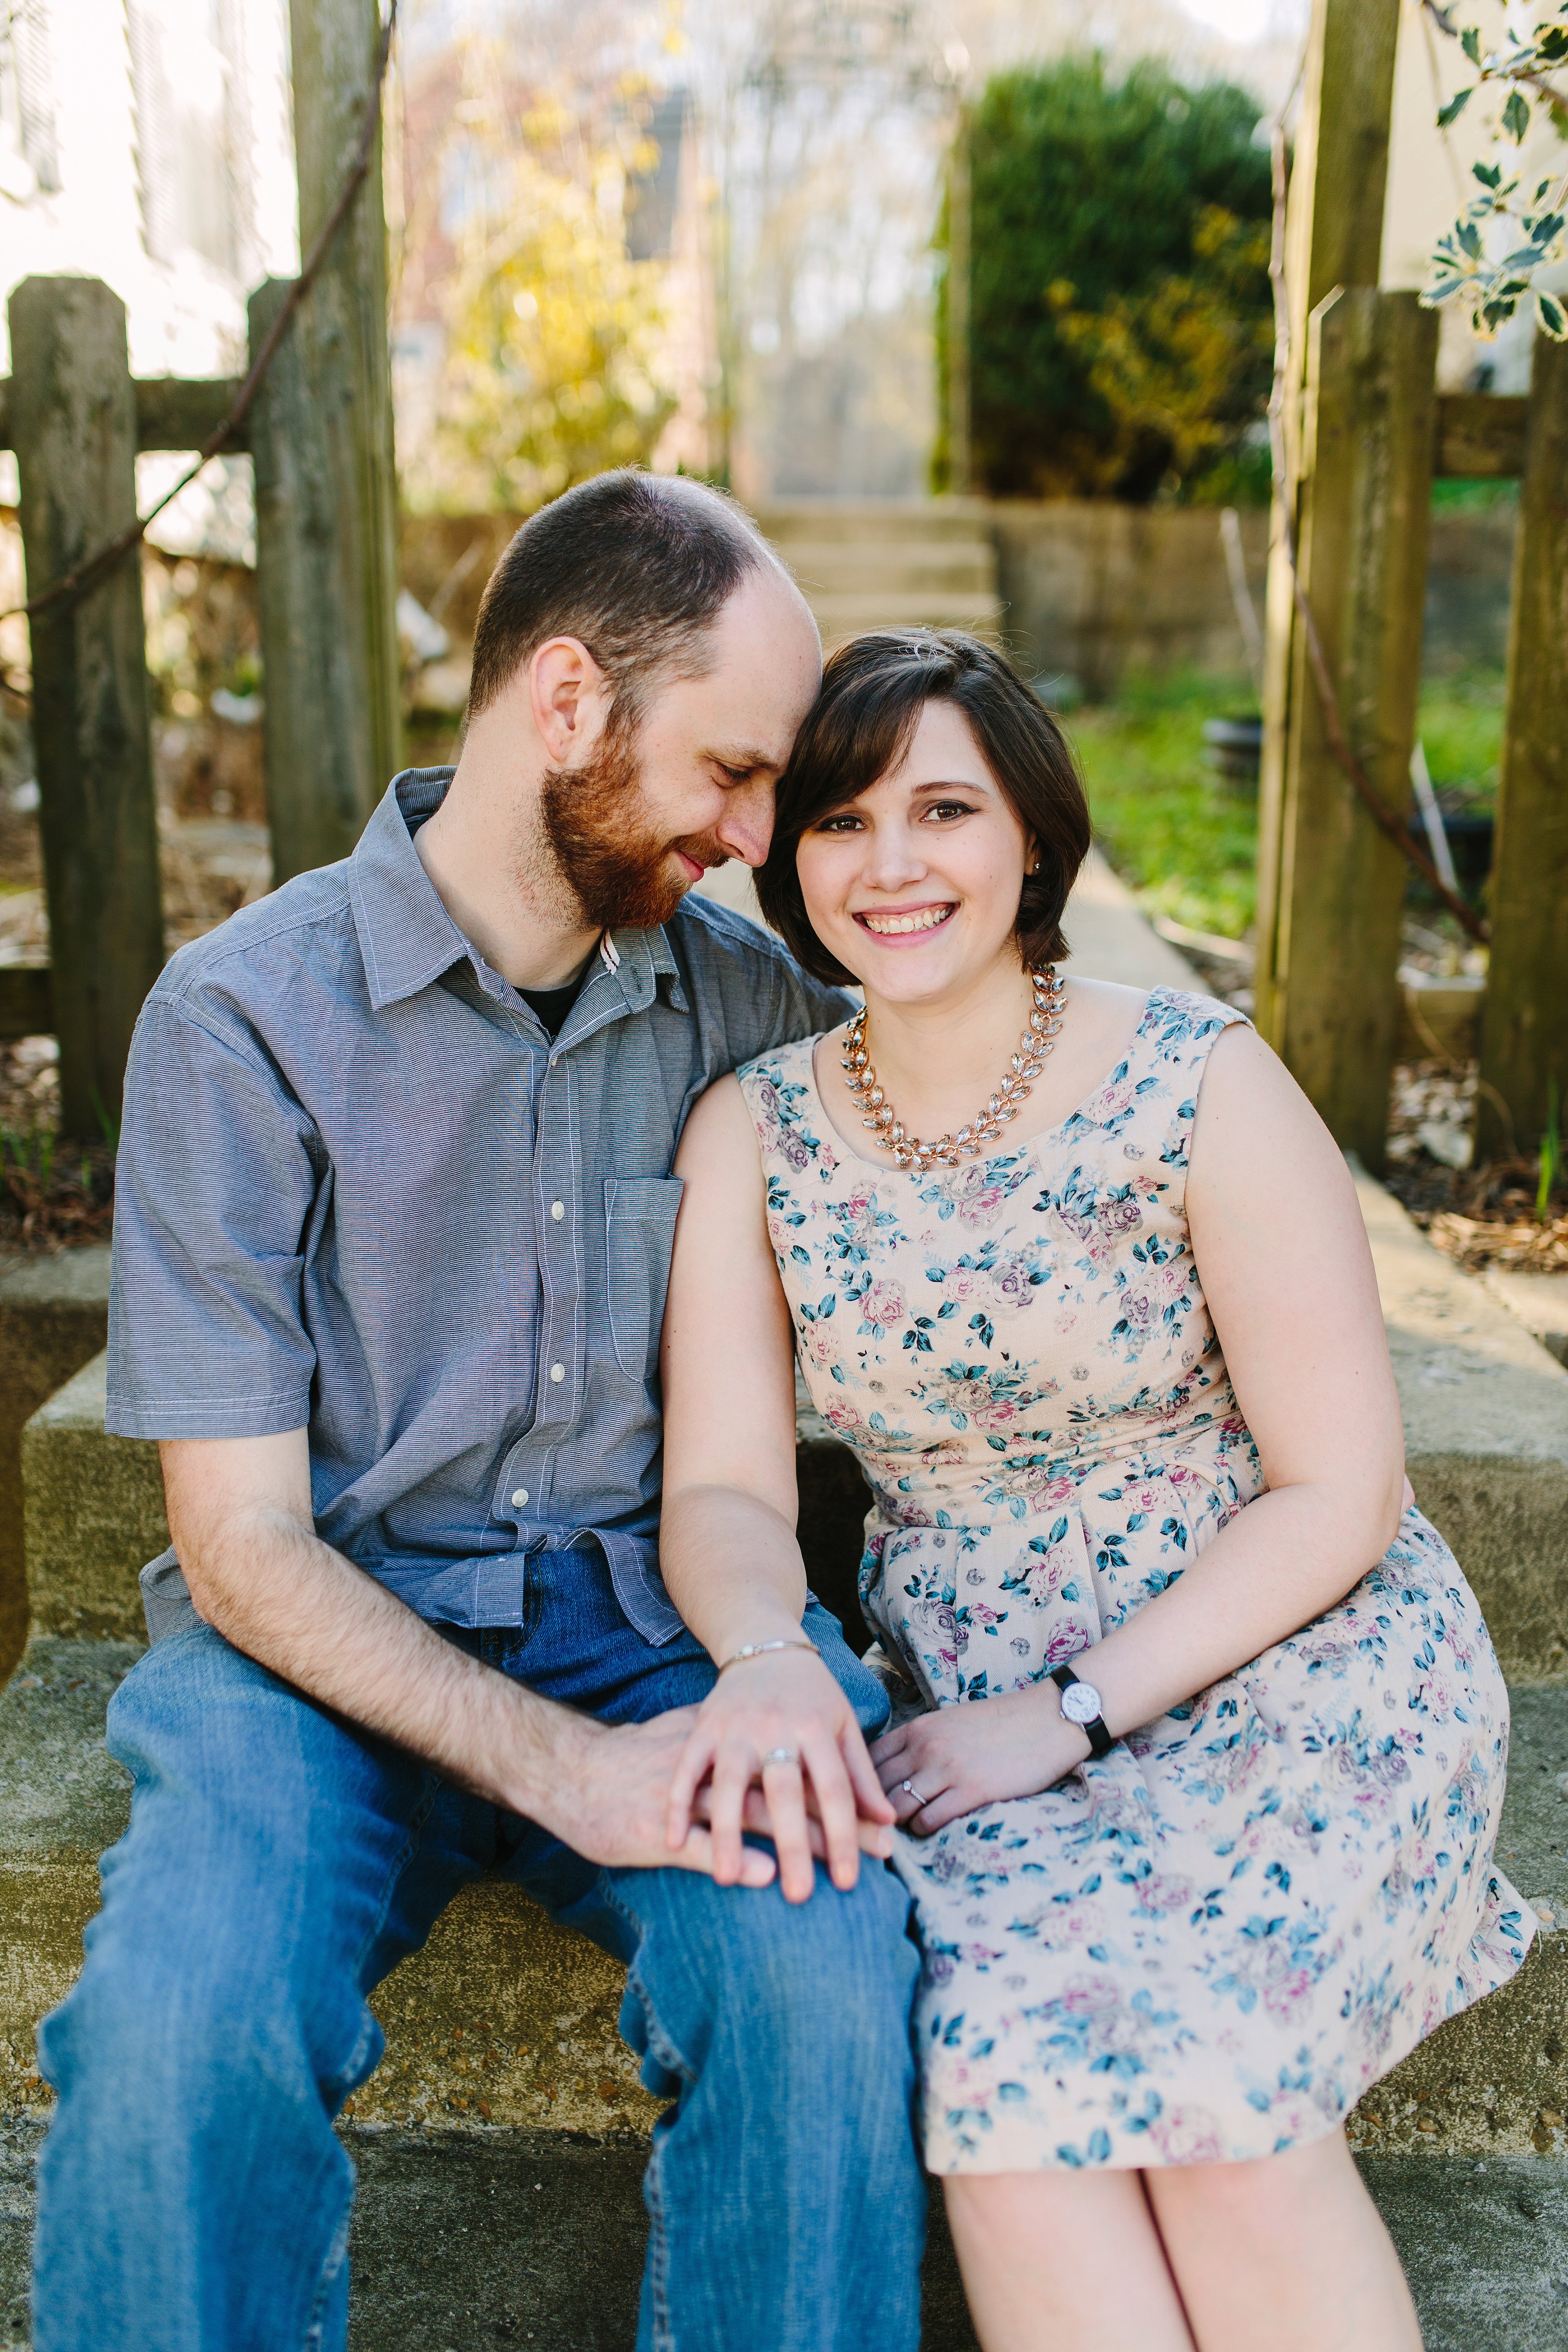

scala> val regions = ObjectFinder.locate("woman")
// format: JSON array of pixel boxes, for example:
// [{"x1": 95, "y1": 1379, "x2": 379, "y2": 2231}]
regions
[{"x1": 655, "y1": 629, "x2": 1529, "y2": 2351}]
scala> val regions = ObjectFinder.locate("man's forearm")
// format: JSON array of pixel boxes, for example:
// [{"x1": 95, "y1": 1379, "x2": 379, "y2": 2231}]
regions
[{"x1": 183, "y1": 1505, "x2": 586, "y2": 1820}]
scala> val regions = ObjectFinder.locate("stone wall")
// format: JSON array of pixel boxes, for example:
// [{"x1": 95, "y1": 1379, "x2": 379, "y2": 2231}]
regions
[{"x1": 989, "y1": 498, "x2": 1516, "y2": 698}]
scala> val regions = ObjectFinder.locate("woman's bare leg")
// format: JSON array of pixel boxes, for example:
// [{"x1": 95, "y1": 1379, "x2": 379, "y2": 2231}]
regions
[
  {"x1": 943, "y1": 2171, "x2": 1196, "y2": 2352},
  {"x1": 1146, "y1": 2128, "x2": 1421, "y2": 2352}
]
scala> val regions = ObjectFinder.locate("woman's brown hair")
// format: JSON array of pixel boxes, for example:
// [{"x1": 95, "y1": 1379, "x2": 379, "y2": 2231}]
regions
[{"x1": 756, "y1": 629, "x2": 1093, "y2": 988}]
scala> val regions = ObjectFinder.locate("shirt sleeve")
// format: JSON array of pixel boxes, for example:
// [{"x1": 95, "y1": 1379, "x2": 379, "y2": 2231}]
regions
[
  {"x1": 105, "y1": 995, "x2": 322, "y2": 1440},
  {"x1": 750, "y1": 952, "x2": 857, "y2": 1059}
]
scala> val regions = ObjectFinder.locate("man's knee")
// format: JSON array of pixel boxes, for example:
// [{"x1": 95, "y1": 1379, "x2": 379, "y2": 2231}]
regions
[{"x1": 617, "y1": 1857, "x2": 919, "y2": 2087}]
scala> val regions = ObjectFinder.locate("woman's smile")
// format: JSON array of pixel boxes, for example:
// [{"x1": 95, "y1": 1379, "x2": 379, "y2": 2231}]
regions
[{"x1": 854, "y1": 901, "x2": 957, "y2": 939}]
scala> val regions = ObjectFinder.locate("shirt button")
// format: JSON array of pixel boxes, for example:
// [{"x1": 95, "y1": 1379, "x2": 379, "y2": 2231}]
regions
[
  {"x1": 511, "y1": 1488, "x2": 529, "y2": 1509},
  {"x1": 549, "y1": 1362, "x2": 565, "y2": 1383},
  {"x1": 550, "y1": 1201, "x2": 564, "y2": 1221}
]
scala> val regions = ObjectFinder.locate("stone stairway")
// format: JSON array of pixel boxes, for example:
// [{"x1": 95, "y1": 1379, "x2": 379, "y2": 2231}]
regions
[
  {"x1": 1, "y1": 1183, "x2": 1567, "y2": 2346},
  {"x1": 753, "y1": 499, "x2": 1004, "y2": 648}
]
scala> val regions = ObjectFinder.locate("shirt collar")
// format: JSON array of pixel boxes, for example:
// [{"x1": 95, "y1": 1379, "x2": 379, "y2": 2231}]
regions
[{"x1": 349, "y1": 768, "x2": 685, "y2": 1017}]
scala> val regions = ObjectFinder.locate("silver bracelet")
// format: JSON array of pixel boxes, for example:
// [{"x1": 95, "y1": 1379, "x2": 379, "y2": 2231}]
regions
[{"x1": 716, "y1": 1637, "x2": 820, "y2": 1675}]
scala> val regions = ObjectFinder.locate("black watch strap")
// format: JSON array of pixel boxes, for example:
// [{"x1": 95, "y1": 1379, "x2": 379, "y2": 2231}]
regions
[{"x1": 1051, "y1": 1662, "x2": 1116, "y2": 1760}]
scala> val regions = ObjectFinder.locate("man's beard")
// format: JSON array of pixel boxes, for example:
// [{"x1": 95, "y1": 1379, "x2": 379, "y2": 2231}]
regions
[{"x1": 539, "y1": 720, "x2": 728, "y2": 934}]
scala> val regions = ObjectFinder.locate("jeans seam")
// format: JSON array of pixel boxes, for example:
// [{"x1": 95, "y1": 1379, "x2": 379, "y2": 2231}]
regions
[
  {"x1": 599, "y1": 1875, "x2": 697, "y2": 2086},
  {"x1": 321, "y1": 1774, "x2": 442, "y2": 2100},
  {"x1": 301, "y1": 2188, "x2": 352, "y2": 2350},
  {"x1": 644, "y1": 2126, "x2": 674, "y2": 2352}
]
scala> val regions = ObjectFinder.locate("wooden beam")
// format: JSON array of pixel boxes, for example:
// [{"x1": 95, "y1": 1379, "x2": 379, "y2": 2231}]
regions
[
  {"x1": 5, "y1": 280, "x2": 165, "y2": 1140},
  {"x1": 1262, "y1": 289, "x2": 1439, "y2": 1168},
  {"x1": 1434, "y1": 392, "x2": 1527, "y2": 480},
  {"x1": 250, "y1": 0, "x2": 399, "y2": 886},
  {"x1": 0, "y1": 967, "x2": 53, "y2": 1041},
  {"x1": 129, "y1": 376, "x2": 246, "y2": 453},
  {"x1": 0, "y1": 375, "x2": 246, "y2": 455},
  {"x1": 945, "y1": 105, "x2": 972, "y2": 497},
  {"x1": 1257, "y1": 0, "x2": 1402, "y2": 1077},
  {"x1": 285, "y1": 0, "x2": 400, "y2": 820},
  {"x1": 1282, "y1": 0, "x2": 1402, "y2": 438},
  {"x1": 1477, "y1": 336, "x2": 1568, "y2": 1161}
]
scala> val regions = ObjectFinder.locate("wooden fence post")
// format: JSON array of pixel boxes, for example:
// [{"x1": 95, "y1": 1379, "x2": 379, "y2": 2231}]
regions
[
  {"x1": 1262, "y1": 289, "x2": 1438, "y2": 1168},
  {"x1": 251, "y1": 0, "x2": 400, "y2": 887},
  {"x1": 1477, "y1": 335, "x2": 1568, "y2": 1161},
  {"x1": 1255, "y1": 0, "x2": 1401, "y2": 1059},
  {"x1": 6, "y1": 278, "x2": 164, "y2": 1141},
  {"x1": 946, "y1": 103, "x2": 973, "y2": 497}
]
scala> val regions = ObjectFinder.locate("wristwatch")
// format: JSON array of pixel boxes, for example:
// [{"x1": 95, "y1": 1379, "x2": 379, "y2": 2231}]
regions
[{"x1": 1051, "y1": 1662, "x2": 1115, "y2": 1760}]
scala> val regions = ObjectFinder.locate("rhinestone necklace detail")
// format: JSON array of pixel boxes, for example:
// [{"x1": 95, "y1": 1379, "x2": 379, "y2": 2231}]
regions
[{"x1": 840, "y1": 966, "x2": 1067, "y2": 1175}]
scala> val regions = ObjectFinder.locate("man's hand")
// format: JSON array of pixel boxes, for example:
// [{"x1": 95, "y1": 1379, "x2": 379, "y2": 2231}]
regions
[
  {"x1": 160, "y1": 1431, "x2": 780, "y2": 1887},
  {"x1": 549, "y1": 1706, "x2": 777, "y2": 1886}
]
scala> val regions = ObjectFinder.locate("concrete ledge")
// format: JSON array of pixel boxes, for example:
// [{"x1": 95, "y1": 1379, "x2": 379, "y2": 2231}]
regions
[
  {"x1": 21, "y1": 1355, "x2": 165, "y2": 1643},
  {"x1": 1355, "y1": 1169, "x2": 1568, "y2": 1680},
  {"x1": 5, "y1": 1638, "x2": 1568, "y2": 2158},
  {"x1": 8, "y1": 2121, "x2": 1568, "y2": 2350},
  {"x1": 0, "y1": 1247, "x2": 112, "y2": 1679},
  {"x1": 1486, "y1": 1270, "x2": 1568, "y2": 1370}
]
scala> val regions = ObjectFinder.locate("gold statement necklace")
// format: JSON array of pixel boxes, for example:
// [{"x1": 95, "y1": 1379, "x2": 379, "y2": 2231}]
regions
[{"x1": 841, "y1": 966, "x2": 1067, "y2": 1176}]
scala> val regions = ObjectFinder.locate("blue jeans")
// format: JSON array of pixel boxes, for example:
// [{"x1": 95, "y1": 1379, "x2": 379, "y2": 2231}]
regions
[{"x1": 32, "y1": 1553, "x2": 924, "y2": 2352}]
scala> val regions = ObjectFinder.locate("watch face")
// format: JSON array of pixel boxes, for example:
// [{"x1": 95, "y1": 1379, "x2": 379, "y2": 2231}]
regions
[{"x1": 1060, "y1": 1679, "x2": 1103, "y2": 1725}]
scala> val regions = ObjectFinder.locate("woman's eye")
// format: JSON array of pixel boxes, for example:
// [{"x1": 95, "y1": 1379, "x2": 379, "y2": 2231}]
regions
[
  {"x1": 924, "y1": 800, "x2": 976, "y2": 823},
  {"x1": 816, "y1": 812, "x2": 864, "y2": 833}
]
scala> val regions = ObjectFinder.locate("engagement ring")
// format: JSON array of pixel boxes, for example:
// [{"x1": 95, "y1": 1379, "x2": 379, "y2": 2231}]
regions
[
  {"x1": 762, "y1": 1746, "x2": 798, "y2": 1767},
  {"x1": 900, "y1": 1778, "x2": 927, "y2": 1805}
]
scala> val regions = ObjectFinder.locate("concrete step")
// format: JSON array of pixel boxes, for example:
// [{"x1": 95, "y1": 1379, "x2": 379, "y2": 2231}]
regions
[
  {"x1": 3, "y1": 1643, "x2": 1568, "y2": 2349},
  {"x1": 0, "y1": 1249, "x2": 112, "y2": 1682},
  {"x1": 773, "y1": 547, "x2": 1000, "y2": 596},
  {"x1": 754, "y1": 497, "x2": 995, "y2": 545},
  {"x1": 797, "y1": 593, "x2": 1005, "y2": 646},
  {"x1": 3, "y1": 1198, "x2": 1567, "y2": 2339},
  {"x1": 1486, "y1": 1270, "x2": 1568, "y2": 1370},
  {"x1": 1354, "y1": 1170, "x2": 1568, "y2": 1682}
]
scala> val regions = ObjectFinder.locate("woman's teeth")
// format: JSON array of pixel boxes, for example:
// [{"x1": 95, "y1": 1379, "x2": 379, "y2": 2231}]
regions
[{"x1": 860, "y1": 905, "x2": 954, "y2": 935}]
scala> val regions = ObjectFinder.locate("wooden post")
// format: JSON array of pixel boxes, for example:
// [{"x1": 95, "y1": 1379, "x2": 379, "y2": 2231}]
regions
[
  {"x1": 1262, "y1": 289, "x2": 1438, "y2": 1168},
  {"x1": 251, "y1": 0, "x2": 400, "y2": 887},
  {"x1": 6, "y1": 279, "x2": 164, "y2": 1141},
  {"x1": 1255, "y1": 0, "x2": 1401, "y2": 1055},
  {"x1": 946, "y1": 105, "x2": 973, "y2": 497},
  {"x1": 1477, "y1": 335, "x2": 1568, "y2": 1161}
]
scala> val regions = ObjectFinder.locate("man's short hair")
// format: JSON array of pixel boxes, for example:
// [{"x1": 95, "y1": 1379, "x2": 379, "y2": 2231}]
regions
[{"x1": 468, "y1": 470, "x2": 783, "y2": 723}]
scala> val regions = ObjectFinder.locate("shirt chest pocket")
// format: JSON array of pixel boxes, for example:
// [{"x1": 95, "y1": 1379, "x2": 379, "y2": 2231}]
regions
[{"x1": 604, "y1": 1177, "x2": 685, "y2": 1383}]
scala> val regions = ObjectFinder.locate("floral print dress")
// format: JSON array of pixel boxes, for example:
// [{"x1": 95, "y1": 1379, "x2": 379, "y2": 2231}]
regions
[{"x1": 737, "y1": 988, "x2": 1531, "y2": 2175}]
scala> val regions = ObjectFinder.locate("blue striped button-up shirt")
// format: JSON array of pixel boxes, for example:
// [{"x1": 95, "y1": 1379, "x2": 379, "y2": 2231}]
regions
[{"x1": 107, "y1": 768, "x2": 850, "y2": 1644}]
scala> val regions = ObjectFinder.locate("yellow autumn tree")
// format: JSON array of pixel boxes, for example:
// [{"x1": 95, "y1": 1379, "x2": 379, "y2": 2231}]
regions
[{"x1": 414, "y1": 139, "x2": 677, "y2": 514}]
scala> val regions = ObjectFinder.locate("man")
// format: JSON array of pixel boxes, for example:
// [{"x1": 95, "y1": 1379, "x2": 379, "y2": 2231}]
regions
[{"x1": 32, "y1": 473, "x2": 924, "y2": 2352}]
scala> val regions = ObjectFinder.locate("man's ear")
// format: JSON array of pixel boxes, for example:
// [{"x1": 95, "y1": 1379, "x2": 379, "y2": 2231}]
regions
[{"x1": 529, "y1": 637, "x2": 613, "y2": 766}]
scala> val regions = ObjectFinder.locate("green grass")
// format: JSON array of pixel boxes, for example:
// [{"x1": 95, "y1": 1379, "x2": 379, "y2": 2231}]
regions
[
  {"x1": 1417, "y1": 668, "x2": 1505, "y2": 810},
  {"x1": 1067, "y1": 671, "x2": 1259, "y2": 940},
  {"x1": 1068, "y1": 664, "x2": 1510, "y2": 941}
]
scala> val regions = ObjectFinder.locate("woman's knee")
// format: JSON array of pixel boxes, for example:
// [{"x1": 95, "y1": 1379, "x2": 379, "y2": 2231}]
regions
[{"x1": 1145, "y1": 2126, "x2": 1360, "y2": 2240}]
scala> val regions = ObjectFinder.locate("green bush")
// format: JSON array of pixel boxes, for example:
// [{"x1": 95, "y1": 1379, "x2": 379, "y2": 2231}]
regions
[{"x1": 939, "y1": 57, "x2": 1274, "y2": 503}]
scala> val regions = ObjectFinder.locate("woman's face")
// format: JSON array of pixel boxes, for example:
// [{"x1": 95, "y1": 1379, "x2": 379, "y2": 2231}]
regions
[{"x1": 793, "y1": 698, "x2": 1034, "y2": 1004}]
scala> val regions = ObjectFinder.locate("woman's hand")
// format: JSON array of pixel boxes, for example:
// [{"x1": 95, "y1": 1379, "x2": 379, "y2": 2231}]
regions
[
  {"x1": 872, "y1": 1685, "x2": 1088, "y2": 1834},
  {"x1": 667, "y1": 1650, "x2": 896, "y2": 1903}
]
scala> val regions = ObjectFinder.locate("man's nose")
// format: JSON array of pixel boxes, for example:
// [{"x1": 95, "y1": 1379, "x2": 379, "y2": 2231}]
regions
[{"x1": 715, "y1": 776, "x2": 775, "y2": 869}]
